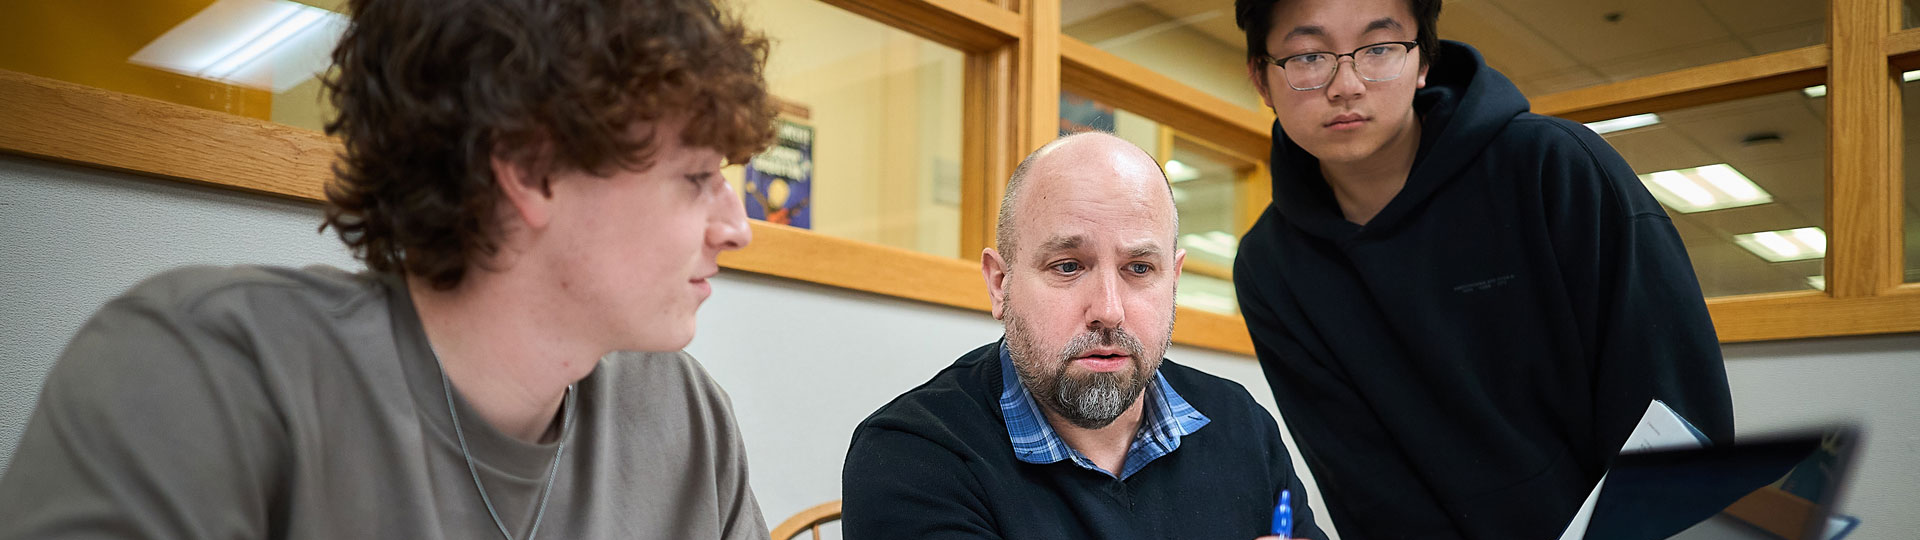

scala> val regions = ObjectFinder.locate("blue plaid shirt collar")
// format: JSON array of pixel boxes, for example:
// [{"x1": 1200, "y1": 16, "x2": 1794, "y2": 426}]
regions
[{"x1": 997, "y1": 340, "x2": 1210, "y2": 480}]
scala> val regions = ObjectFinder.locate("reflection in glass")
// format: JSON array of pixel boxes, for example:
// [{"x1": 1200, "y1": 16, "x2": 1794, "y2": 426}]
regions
[
  {"x1": 1901, "y1": 75, "x2": 1920, "y2": 282},
  {"x1": 1599, "y1": 89, "x2": 1827, "y2": 296},
  {"x1": 1061, "y1": 92, "x2": 1261, "y2": 314},
  {"x1": 1061, "y1": 0, "x2": 1265, "y2": 112},
  {"x1": 732, "y1": 0, "x2": 965, "y2": 259},
  {"x1": 127, "y1": 0, "x2": 345, "y2": 93},
  {"x1": 0, "y1": 0, "x2": 346, "y2": 131}
]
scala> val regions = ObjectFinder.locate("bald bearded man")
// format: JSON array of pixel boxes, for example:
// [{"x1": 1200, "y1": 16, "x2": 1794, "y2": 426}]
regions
[{"x1": 840, "y1": 132, "x2": 1327, "y2": 540}]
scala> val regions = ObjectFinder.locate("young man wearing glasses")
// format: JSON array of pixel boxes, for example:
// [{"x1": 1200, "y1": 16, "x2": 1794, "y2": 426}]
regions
[{"x1": 1229, "y1": 0, "x2": 1736, "y2": 538}]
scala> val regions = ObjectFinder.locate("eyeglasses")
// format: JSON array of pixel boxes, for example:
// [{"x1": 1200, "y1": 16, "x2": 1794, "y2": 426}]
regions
[{"x1": 1258, "y1": 41, "x2": 1420, "y2": 91}]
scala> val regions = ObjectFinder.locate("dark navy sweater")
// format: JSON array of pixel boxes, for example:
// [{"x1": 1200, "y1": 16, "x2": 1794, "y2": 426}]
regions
[
  {"x1": 1233, "y1": 41, "x2": 1735, "y2": 540},
  {"x1": 842, "y1": 342, "x2": 1328, "y2": 540}
]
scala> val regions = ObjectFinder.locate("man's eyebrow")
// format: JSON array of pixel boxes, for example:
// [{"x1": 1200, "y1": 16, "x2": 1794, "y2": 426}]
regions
[
  {"x1": 1125, "y1": 244, "x2": 1163, "y2": 259},
  {"x1": 1282, "y1": 19, "x2": 1403, "y2": 44},
  {"x1": 1364, "y1": 18, "x2": 1404, "y2": 34},
  {"x1": 1037, "y1": 234, "x2": 1084, "y2": 254},
  {"x1": 1282, "y1": 25, "x2": 1326, "y2": 42}
]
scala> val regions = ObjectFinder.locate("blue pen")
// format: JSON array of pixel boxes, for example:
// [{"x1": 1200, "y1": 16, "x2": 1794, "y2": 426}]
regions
[{"x1": 1270, "y1": 489, "x2": 1292, "y2": 538}]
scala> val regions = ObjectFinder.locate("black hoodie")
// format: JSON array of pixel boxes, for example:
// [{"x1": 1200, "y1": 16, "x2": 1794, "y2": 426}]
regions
[{"x1": 1233, "y1": 41, "x2": 1735, "y2": 540}]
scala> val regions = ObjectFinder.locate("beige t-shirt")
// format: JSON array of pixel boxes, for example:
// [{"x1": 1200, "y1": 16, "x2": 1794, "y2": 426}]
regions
[{"x1": 0, "y1": 265, "x2": 767, "y2": 539}]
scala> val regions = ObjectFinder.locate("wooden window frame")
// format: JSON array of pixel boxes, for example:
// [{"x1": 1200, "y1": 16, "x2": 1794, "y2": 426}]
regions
[{"x1": 5, "y1": 0, "x2": 1920, "y2": 352}]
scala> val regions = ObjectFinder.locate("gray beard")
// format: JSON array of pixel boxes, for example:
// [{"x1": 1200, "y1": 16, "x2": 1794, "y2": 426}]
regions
[
  {"x1": 1051, "y1": 367, "x2": 1132, "y2": 429},
  {"x1": 1003, "y1": 306, "x2": 1162, "y2": 430}
]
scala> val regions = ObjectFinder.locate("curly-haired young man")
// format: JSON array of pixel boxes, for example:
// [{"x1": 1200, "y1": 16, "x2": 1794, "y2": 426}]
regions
[{"x1": 0, "y1": 0, "x2": 776, "y2": 538}]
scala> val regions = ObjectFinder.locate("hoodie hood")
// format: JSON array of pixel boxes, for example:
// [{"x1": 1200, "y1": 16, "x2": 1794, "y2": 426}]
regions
[{"x1": 1267, "y1": 40, "x2": 1530, "y2": 240}]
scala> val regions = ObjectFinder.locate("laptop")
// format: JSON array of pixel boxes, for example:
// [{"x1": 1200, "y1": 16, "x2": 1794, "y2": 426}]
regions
[{"x1": 1582, "y1": 427, "x2": 1861, "y2": 540}]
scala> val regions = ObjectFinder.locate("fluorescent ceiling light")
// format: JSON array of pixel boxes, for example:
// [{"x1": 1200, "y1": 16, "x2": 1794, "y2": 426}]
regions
[
  {"x1": 1802, "y1": 70, "x2": 1920, "y2": 98},
  {"x1": 1733, "y1": 226, "x2": 1827, "y2": 262},
  {"x1": 1165, "y1": 159, "x2": 1202, "y2": 183},
  {"x1": 130, "y1": 0, "x2": 348, "y2": 93},
  {"x1": 204, "y1": 7, "x2": 327, "y2": 79},
  {"x1": 1180, "y1": 231, "x2": 1238, "y2": 260},
  {"x1": 1636, "y1": 164, "x2": 1772, "y2": 213},
  {"x1": 1585, "y1": 113, "x2": 1661, "y2": 135}
]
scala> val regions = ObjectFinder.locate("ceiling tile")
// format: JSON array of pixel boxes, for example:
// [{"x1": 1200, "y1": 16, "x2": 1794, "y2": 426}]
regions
[
  {"x1": 1736, "y1": 21, "x2": 1825, "y2": 54},
  {"x1": 1442, "y1": 0, "x2": 1586, "y2": 95},
  {"x1": 1696, "y1": 0, "x2": 1824, "y2": 38},
  {"x1": 1587, "y1": 39, "x2": 1755, "y2": 82},
  {"x1": 1491, "y1": 0, "x2": 1732, "y2": 67},
  {"x1": 1605, "y1": 124, "x2": 1718, "y2": 174}
]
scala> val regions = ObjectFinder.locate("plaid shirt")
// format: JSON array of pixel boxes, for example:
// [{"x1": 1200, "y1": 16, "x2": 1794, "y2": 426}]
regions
[{"x1": 998, "y1": 341, "x2": 1210, "y2": 480}]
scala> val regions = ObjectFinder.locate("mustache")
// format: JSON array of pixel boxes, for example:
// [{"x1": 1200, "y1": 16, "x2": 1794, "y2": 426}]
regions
[{"x1": 1058, "y1": 326, "x2": 1145, "y2": 362}]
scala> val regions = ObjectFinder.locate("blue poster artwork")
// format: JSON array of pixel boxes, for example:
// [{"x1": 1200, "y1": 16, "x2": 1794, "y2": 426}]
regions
[{"x1": 744, "y1": 118, "x2": 814, "y2": 228}]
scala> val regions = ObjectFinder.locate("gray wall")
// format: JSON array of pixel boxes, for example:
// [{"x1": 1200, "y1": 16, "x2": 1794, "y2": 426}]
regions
[
  {"x1": 1, "y1": 155, "x2": 361, "y2": 457},
  {"x1": 3, "y1": 153, "x2": 1916, "y2": 538}
]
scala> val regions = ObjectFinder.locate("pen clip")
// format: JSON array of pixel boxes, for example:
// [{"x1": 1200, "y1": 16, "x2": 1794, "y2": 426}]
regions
[{"x1": 1271, "y1": 489, "x2": 1293, "y2": 537}]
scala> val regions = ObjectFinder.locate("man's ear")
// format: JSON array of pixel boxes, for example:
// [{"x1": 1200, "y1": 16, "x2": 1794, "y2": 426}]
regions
[
  {"x1": 983, "y1": 248, "x2": 1011, "y2": 320},
  {"x1": 1416, "y1": 59, "x2": 1430, "y2": 89},
  {"x1": 1172, "y1": 248, "x2": 1186, "y2": 282},
  {"x1": 1248, "y1": 60, "x2": 1276, "y2": 110},
  {"x1": 491, "y1": 146, "x2": 555, "y2": 231}
]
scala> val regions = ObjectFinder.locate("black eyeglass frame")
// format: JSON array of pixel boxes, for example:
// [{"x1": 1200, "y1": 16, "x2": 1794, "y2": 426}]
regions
[{"x1": 1256, "y1": 41, "x2": 1421, "y2": 91}]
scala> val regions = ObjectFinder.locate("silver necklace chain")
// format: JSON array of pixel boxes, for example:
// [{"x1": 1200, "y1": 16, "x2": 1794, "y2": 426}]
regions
[{"x1": 434, "y1": 356, "x2": 575, "y2": 540}]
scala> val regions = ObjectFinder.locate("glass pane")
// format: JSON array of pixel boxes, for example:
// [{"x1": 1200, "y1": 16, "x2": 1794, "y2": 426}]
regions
[
  {"x1": 1061, "y1": 91, "x2": 1260, "y2": 315},
  {"x1": 1901, "y1": 69, "x2": 1920, "y2": 282},
  {"x1": 1446, "y1": 0, "x2": 1825, "y2": 97},
  {"x1": 1600, "y1": 89, "x2": 1827, "y2": 297},
  {"x1": 0, "y1": 0, "x2": 347, "y2": 131},
  {"x1": 730, "y1": 0, "x2": 966, "y2": 259},
  {"x1": 1061, "y1": 1, "x2": 1266, "y2": 112},
  {"x1": 1167, "y1": 136, "x2": 1253, "y2": 316}
]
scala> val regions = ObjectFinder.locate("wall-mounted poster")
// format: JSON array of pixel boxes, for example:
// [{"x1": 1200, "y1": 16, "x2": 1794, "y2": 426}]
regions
[{"x1": 744, "y1": 118, "x2": 814, "y2": 228}]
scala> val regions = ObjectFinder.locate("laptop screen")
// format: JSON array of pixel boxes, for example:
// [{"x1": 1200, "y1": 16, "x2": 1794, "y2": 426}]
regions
[{"x1": 1584, "y1": 430, "x2": 1856, "y2": 540}]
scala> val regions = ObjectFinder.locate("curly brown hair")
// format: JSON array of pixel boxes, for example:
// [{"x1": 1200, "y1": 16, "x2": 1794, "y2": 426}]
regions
[{"x1": 321, "y1": 0, "x2": 776, "y2": 290}]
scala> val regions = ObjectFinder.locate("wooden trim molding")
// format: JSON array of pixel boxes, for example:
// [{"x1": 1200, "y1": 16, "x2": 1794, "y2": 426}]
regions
[
  {"x1": 1531, "y1": 45, "x2": 1828, "y2": 123},
  {"x1": 719, "y1": 223, "x2": 992, "y2": 312},
  {"x1": 961, "y1": 46, "x2": 1019, "y2": 258},
  {"x1": 0, "y1": 68, "x2": 1263, "y2": 355},
  {"x1": 0, "y1": 69, "x2": 334, "y2": 201},
  {"x1": 1019, "y1": 0, "x2": 1062, "y2": 156},
  {"x1": 1176, "y1": 307, "x2": 1255, "y2": 355},
  {"x1": 1235, "y1": 162, "x2": 1272, "y2": 235},
  {"x1": 1060, "y1": 36, "x2": 1274, "y2": 162},
  {"x1": 1827, "y1": 0, "x2": 1899, "y2": 297},
  {"x1": 1885, "y1": 27, "x2": 1920, "y2": 57},
  {"x1": 1708, "y1": 290, "x2": 1920, "y2": 342},
  {"x1": 819, "y1": 0, "x2": 1019, "y2": 52}
]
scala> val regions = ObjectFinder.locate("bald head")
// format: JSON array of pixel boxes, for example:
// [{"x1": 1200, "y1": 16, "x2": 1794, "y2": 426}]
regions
[{"x1": 995, "y1": 132, "x2": 1178, "y2": 265}]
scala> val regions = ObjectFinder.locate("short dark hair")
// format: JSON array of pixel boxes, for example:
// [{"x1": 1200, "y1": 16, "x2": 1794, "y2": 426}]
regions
[
  {"x1": 322, "y1": 0, "x2": 776, "y2": 290},
  {"x1": 1234, "y1": 0, "x2": 1441, "y2": 66}
]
